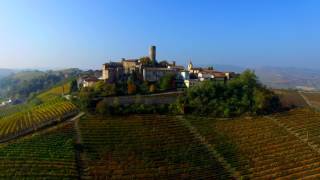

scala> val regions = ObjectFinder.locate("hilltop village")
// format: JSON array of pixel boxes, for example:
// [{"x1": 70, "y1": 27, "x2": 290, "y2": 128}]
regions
[{"x1": 79, "y1": 46, "x2": 237, "y2": 91}]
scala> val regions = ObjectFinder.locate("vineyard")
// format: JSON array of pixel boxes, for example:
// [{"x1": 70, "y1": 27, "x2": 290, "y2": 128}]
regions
[
  {"x1": 0, "y1": 98, "x2": 79, "y2": 142},
  {"x1": 187, "y1": 115, "x2": 320, "y2": 179},
  {"x1": 300, "y1": 92, "x2": 320, "y2": 109},
  {"x1": 37, "y1": 82, "x2": 71, "y2": 101},
  {"x1": 3, "y1": 92, "x2": 320, "y2": 179},
  {"x1": 0, "y1": 122, "x2": 78, "y2": 178},
  {"x1": 78, "y1": 115, "x2": 231, "y2": 179},
  {"x1": 273, "y1": 89, "x2": 308, "y2": 108},
  {"x1": 274, "y1": 108, "x2": 320, "y2": 147}
]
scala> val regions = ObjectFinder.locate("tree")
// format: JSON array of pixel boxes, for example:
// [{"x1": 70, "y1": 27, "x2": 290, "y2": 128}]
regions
[
  {"x1": 70, "y1": 79, "x2": 78, "y2": 93},
  {"x1": 149, "y1": 84, "x2": 156, "y2": 93},
  {"x1": 174, "y1": 69, "x2": 281, "y2": 117},
  {"x1": 139, "y1": 56, "x2": 153, "y2": 66},
  {"x1": 78, "y1": 87, "x2": 96, "y2": 111},
  {"x1": 159, "y1": 73, "x2": 176, "y2": 90},
  {"x1": 96, "y1": 99, "x2": 110, "y2": 115},
  {"x1": 127, "y1": 80, "x2": 137, "y2": 94},
  {"x1": 94, "y1": 81, "x2": 116, "y2": 96}
]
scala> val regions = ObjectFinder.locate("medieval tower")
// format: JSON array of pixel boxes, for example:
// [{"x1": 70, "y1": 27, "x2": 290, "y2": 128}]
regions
[{"x1": 149, "y1": 45, "x2": 156, "y2": 64}]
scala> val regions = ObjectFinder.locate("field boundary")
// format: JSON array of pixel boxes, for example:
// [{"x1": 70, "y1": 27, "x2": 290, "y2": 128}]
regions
[
  {"x1": 74, "y1": 114, "x2": 86, "y2": 180},
  {"x1": 298, "y1": 91, "x2": 313, "y2": 107}
]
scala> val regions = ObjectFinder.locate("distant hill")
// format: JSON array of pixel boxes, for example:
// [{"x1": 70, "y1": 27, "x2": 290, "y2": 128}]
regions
[
  {"x1": 0, "y1": 68, "x2": 15, "y2": 79},
  {"x1": 0, "y1": 68, "x2": 82, "y2": 99},
  {"x1": 202, "y1": 64, "x2": 320, "y2": 90},
  {"x1": 254, "y1": 66, "x2": 320, "y2": 90}
]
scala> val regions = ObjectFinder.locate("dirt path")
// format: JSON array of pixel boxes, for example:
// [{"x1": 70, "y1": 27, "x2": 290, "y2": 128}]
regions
[{"x1": 298, "y1": 91, "x2": 313, "y2": 108}]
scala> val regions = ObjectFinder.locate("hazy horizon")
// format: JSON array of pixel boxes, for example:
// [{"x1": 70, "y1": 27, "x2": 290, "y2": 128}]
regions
[{"x1": 1, "y1": 0, "x2": 320, "y2": 70}]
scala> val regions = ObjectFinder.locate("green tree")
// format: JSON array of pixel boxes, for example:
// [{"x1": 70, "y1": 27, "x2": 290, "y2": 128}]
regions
[
  {"x1": 127, "y1": 80, "x2": 137, "y2": 95},
  {"x1": 159, "y1": 73, "x2": 176, "y2": 90},
  {"x1": 70, "y1": 79, "x2": 78, "y2": 93},
  {"x1": 175, "y1": 69, "x2": 281, "y2": 117}
]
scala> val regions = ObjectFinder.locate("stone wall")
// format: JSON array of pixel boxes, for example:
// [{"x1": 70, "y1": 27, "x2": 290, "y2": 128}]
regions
[{"x1": 103, "y1": 91, "x2": 183, "y2": 106}]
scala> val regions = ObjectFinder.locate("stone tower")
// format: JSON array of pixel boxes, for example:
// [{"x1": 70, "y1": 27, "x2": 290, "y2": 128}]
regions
[{"x1": 149, "y1": 46, "x2": 156, "y2": 64}]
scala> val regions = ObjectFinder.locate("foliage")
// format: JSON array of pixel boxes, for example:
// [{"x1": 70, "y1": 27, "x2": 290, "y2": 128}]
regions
[
  {"x1": 159, "y1": 73, "x2": 176, "y2": 90},
  {"x1": 70, "y1": 79, "x2": 78, "y2": 93},
  {"x1": 0, "y1": 69, "x2": 81, "y2": 99},
  {"x1": 93, "y1": 81, "x2": 116, "y2": 96},
  {"x1": 78, "y1": 87, "x2": 97, "y2": 111},
  {"x1": 139, "y1": 56, "x2": 154, "y2": 66},
  {"x1": 174, "y1": 70, "x2": 281, "y2": 117},
  {"x1": 127, "y1": 80, "x2": 137, "y2": 95},
  {"x1": 149, "y1": 84, "x2": 156, "y2": 93}
]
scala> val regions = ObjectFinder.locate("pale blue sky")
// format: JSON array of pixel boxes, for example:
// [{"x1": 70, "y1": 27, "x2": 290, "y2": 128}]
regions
[{"x1": 0, "y1": 0, "x2": 320, "y2": 69}]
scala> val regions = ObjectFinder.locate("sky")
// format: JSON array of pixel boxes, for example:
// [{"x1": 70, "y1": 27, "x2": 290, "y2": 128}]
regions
[{"x1": 0, "y1": 0, "x2": 320, "y2": 70}]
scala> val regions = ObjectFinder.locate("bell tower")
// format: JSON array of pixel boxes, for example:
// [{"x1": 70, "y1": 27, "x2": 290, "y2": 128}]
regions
[{"x1": 188, "y1": 60, "x2": 193, "y2": 71}]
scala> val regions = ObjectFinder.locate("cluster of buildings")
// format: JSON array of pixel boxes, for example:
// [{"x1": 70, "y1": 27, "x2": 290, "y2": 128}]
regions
[{"x1": 80, "y1": 46, "x2": 237, "y2": 88}]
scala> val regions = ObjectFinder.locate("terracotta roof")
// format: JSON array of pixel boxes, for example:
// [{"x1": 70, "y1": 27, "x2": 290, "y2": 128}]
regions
[
  {"x1": 103, "y1": 62, "x2": 123, "y2": 67},
  {"x1": 191, "y1": 67, "x2": 202, "y2": 70},
  {"x1": 200, "y1": 70, "x2": 227, "y2": 78},
  {"x1": 122, "y1": 59, "x2": 138, "y2": 62},
  {"x1": 83, "y1": 77, "x2": 99, "y2": 82}
]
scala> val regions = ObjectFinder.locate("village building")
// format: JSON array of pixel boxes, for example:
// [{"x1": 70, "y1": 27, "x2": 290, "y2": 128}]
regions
[
  {"x1": 102, "y1": 46, "x2": 181, "y2": 83},
  {"x1": 82, "y1": 76, "x2": 99, "y2": 88},
  {"x1": 78, "y1": 45, "x2": 237, "y2": 89},
  {"x1": 187, "y1": 61, "x2": 237, "y2": 83},
  {"x1": 143, "y1": 67, "x2": 178, "y2": 82}
]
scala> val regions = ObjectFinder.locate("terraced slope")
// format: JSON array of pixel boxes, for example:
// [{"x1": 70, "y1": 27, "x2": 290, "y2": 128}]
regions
[
  {"x1": 38, "y1": 82, "x2": 71, "y2": 101},
  {"x1": 0, "y1": 123, "x2": 78, "y2": 178},
  {"x1": 188, "y1": 116, "x2": 320, "y2": 179},
  {"x1": 79, "y1": 115, "x2": 231, "y2": 179},
  {"x1": 0, "y1": 98, "x2": 79, "y2": 142}
]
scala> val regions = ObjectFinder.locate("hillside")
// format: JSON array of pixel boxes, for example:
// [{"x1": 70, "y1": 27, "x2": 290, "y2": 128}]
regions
[
  {"x1": 0, "y1": 68, "x2": 81, "y2": 99},
  {"x1": 0, "y1": 68, "x2": 15, "y2": 79},
  {"x1": 255, "y1": 67, "x2": 320, "y2": 90},
  {"x1": 2, "y1": 107, "x2": 320, "y2": 179}
]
